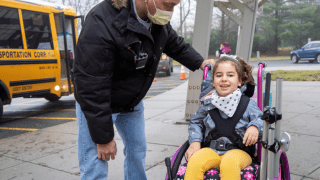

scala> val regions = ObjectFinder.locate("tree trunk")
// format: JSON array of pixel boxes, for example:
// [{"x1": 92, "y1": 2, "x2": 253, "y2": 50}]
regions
[
  {"x1": 273, "y1": 10, "x2": 279, "y2": 54},
  {"x1": 184, "y1": 14, "x2": 187, "y2": 37},
  {"x1": 226, "y1": 16, "x2": 230, "y2": 41},
  {"x1": 179, "y1": 1, "x2": 183, "y2": 36},
  {"x1": 299, "y1": 19, "x2": 303, "y2": 48},
  {"x1": 220, "y1": 12, "x2": 225, "y2": 43},
  {"x1": 177, "y1": 0, "x2": 191, "y2": 37}
]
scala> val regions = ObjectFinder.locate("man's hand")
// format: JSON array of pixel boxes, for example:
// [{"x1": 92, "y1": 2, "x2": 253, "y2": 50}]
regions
[
  {"x1": 243, "y1": 126, "x2": 259, "y2": 147},
  {"x1": 97, "y1": 139, "x2": 117, "y2": 161},
  {"x1": 200, "y1": 59, "x2": 215, "y2": 70},
  {"x1": 186, "y1": 141, "x2": 201, "y2": 161}
]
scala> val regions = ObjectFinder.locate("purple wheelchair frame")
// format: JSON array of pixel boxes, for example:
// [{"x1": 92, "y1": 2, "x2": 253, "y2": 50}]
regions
[{"x1": 165, "y1": 63, "x2": 290, "y2": 180}]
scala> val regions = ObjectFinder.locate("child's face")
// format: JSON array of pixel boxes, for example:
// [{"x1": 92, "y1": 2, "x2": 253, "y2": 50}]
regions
[{"x1": 212, "y1": 61, "x2": 242, "y2": 97}]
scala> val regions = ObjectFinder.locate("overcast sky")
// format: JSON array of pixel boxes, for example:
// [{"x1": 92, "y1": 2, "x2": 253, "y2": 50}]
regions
[{"x1": 25, "y1": 0, "x2": 224, "y2": 33}]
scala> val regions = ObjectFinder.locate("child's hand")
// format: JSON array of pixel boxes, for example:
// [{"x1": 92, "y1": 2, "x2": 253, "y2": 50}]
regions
[
  {"x1": 243, "y1": 126, "x2": 259, "y2": 146},
  {"x1": 186, "y1": 141, "x2": 201, "y2": 161}
]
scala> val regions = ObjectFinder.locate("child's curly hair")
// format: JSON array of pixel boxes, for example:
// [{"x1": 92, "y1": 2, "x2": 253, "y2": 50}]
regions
[{"x1": 212, "y1": 56, "x2": 255, "y2": 86}]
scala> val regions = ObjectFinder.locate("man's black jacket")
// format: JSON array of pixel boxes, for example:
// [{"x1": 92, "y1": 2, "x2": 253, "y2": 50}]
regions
[{"x1": 73, "y1": 0, "x2": 204, "y2": 144}]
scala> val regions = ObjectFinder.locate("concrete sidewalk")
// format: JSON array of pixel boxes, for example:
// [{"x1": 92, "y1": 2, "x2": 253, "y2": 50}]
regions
[{"x1": 1, "y1": 78, "x2": 320, "y2": 180}]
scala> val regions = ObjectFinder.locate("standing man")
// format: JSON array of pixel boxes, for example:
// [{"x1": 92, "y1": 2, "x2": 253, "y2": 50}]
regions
[{"x1": 73, "y1": 0, "x2": 213, "y2": 179}]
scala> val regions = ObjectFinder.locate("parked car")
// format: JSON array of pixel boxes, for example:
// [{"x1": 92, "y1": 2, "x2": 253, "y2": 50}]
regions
[
  {"x1": 290, "y1": 41, "x2": 320, "y2": 63},
  {"x1": 157, "y1": 53, "x2": 173, "y2": 76}
]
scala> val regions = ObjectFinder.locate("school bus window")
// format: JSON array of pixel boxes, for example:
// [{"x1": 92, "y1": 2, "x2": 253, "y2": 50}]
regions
[
  {"x1": 0, "y1": 7, "x2": 23, "y2": 49},
  {"x1": 22, "y1": 10, "x2": 53, "y2": 50}
]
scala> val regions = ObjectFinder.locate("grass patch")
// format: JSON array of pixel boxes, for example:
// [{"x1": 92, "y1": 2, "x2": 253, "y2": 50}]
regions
[
  {"x1": 250, "y1": 56, "x2": 290, "y2": 61},
  {"x1": 265, "y1": 70, "x2": 320, "y2": 81}
]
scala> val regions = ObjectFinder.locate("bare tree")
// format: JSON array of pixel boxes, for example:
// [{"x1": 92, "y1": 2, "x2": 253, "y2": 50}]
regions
[
  {"x1": 42, "y1": 0, "x2": 102, "y2": 32},
  {"x1": 177, "y1": 0, "x2": 193, "y2": 37},
  {"x1": 220, "y1": 12, "x2": 225, "y2": 43},
  {"x1": 213, "y1": 8, "x2": 241, "y2": 43},
  {"x1": 67, "y1": 0, "x2": 102, "y2": 32}
]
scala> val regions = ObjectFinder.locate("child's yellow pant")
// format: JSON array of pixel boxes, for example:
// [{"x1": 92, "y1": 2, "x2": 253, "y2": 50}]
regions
[{"x1": 184, "y1": 148, "x2": 252, "y2": 180}]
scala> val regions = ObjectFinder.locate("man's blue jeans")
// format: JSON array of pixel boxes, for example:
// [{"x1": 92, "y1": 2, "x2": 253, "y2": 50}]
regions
[{"x1": 76, "y1": 101, "x2": 147, "y2": 180}]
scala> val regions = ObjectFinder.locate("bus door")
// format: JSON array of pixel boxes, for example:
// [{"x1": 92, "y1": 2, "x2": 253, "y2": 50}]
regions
[{"x1": 54, "y1": 13, "x2": 82, "y2": 95}]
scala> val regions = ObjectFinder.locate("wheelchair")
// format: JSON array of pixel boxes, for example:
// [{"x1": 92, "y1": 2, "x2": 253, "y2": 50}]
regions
[{"x1": 165, "y1": 63, "x2": 291, "y2": 180}]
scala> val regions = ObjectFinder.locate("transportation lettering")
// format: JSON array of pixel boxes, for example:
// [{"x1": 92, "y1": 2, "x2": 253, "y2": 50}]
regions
[
  {"x1": 34, "y1": 51, "x2": 46, "y2": 58},
  {"x1": 0, "y1": 51, "x2": 31, "y2": 58},
  {"x1": 0, "y1": 50, "x2": 49, "y2": 59}
]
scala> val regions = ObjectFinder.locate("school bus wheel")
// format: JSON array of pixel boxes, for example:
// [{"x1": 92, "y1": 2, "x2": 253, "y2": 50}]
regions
[
  {"x1": 0, "y1": 97, "x2": 3, "y2": 121},
  {"x1": 44, "y1": 94, "x2": 61, "y2": 102}
]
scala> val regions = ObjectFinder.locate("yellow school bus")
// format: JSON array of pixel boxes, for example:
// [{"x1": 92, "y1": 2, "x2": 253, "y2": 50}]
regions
[{"x1": 0, "y1": 0, "x2": 83, "y2": 120}]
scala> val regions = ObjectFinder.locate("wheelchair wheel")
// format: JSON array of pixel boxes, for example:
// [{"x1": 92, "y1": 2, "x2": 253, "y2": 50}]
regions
[
  {"x1": 279, "y1": 152, "x2": 290, "y2": 180},
  {"x1": 0, "y1": 97, "x2": 3, "y2": 121},
  {"x1": 277, "y1": 157, "x2": 285, "y2": 180}
]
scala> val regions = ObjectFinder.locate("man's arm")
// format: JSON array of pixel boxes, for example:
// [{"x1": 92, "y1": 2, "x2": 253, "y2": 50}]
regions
[
  {"x1": 163, "y1": 23, "x2": 204, "y2": 71},
  {"x1": 163, "y1": 23, "x2": 214, "y2": 70},
  {"x1": 73, "y1": 13, "x2": 116, "y2": 145}
]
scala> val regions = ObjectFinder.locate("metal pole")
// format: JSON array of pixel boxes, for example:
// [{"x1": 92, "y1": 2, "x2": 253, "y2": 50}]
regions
[
  {"x1": 260, "y1": 120, "x2": 269, "y2": 180},
  {"x1": 276, "y1": 78, "x2": 283, "y2": 114},
  {"x1": 257, "y1": 64, "x2": 263, "y2": 110},
  {"x1": 260, "y1": 73, "x2": 271, "y2": 180},
  {"x1": 274, "y1": 77, "x2": 283, "y2": 177},
  {"x1": 185, "y1": 0, "x2": 214, "y2": 119},
  {"x1": 257, "y1": 51, "x2": 260, "y2": 64},
  {"x1": 267, "y1": 128, "x2": 275, "y2": 180}
]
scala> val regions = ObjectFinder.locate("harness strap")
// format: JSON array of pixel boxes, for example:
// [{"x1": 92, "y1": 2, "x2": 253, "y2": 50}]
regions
[
  {"x1": 229, "y1": 131, "x2": 256, "y2": 157},
  {"x1": 204, "y1": 95, "x2": 255, "y2": 156}
]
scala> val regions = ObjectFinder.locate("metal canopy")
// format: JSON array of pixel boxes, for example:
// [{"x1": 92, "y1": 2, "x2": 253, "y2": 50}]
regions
[{"x1": 184, "y1": 0, "x2": 266, "y2": 119}]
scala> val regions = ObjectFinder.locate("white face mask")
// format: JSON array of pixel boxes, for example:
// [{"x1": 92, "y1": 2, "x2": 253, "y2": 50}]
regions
[{"x1": 146, "y1": 0, "x2": 173, "y2": 25}]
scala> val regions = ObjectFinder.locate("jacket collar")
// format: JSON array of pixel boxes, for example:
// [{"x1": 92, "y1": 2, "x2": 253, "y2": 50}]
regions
[
  {"x1": 111, "y1": 0, "x2": 128, "y2": 10},
  {"x1": 109, "y1": 0, "x2": 155, "y2": 40}
]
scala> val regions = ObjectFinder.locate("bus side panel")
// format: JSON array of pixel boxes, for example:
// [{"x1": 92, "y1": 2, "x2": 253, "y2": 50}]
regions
[
  {"x1": 0, "y1": 1, "x2": 79, "y2": 100},
  {"x1": 0, "y1": 49, "x2": 61, "y2": 98}
]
